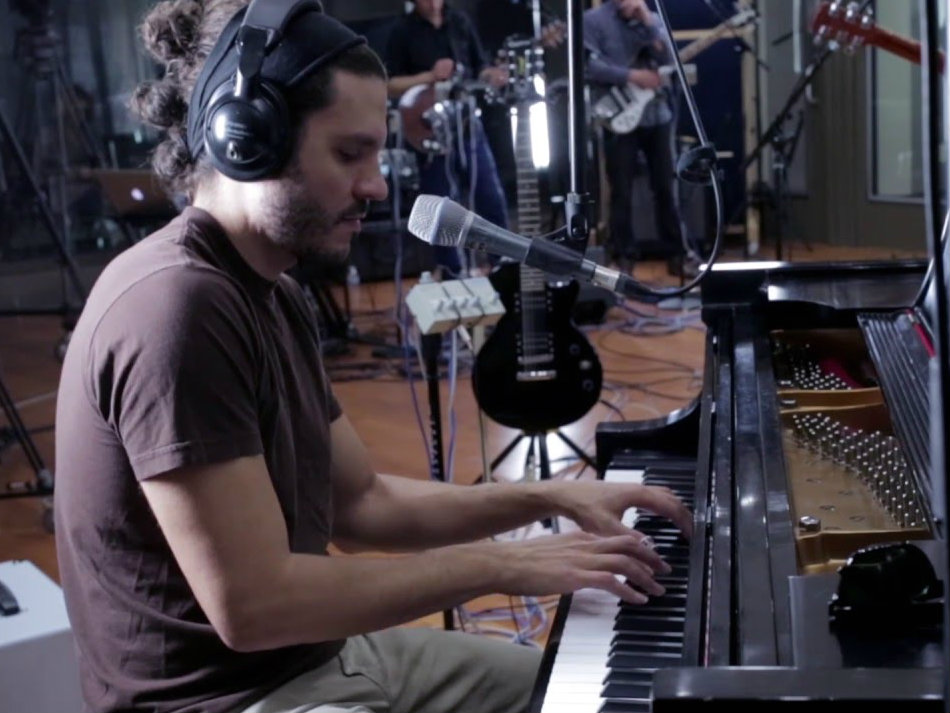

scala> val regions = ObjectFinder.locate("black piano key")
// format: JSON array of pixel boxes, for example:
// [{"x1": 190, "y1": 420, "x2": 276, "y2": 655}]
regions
[
  {"x1": 620, "y1": 593, "x2": 686, "y2": 607},
  {"x1": 654, "y1": 572, "x2": 689, "y2": 585},
  {"x1": 611, "y1": 645, "x2": 684, "y2": 660},
  {"x1": 609, "y1": 650, "x2": 683, "y2": 669},
  {"x1": 611, "y1": 630, "x2": 684, "y2": 644},
  {"x1": 611, "y1": 641, "x2": 683, "y2": 657},
  {"x1": 614, "y1": 615, "x2": 685, "y2": 633},
  {"x1": 611, "y1": 632, "x2": 684, "y2": 646},
  {"x1": 616, "y1": 604, "x2": 685, "y2": 619},
  {"x1": 601, "y1": 674, "x2": 653, "y2": 700},
  {"x1": 600, "y1": 699, "x2": 651, "y2": 713},
  {"x1": 627, "y1": 594, "x2": 687, "y2": 609}
]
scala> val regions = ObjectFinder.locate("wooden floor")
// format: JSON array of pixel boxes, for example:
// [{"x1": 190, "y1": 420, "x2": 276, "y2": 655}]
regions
[{"x1": 0, "y1": 238, "x2": 920, "y2": 646}]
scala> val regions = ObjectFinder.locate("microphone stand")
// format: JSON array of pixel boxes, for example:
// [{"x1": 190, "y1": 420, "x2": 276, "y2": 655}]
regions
[
  {"x1": 738, "y1": 44, "x2": 834, "y2": 260},
  {"x1": 563, "y1": 0, "x2": 591, "y2": 252}
]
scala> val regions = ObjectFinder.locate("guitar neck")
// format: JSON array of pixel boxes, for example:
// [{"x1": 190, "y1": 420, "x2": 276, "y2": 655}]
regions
[
  {"x1": 513, "y1": 102, "x2": 543, "y2": 238},
  {"x1": 866, "y1": 25, "x2": 944, "y2": 71},
  {"x1": 678, "y1": 15, "x2": 748, "y2": 63}
]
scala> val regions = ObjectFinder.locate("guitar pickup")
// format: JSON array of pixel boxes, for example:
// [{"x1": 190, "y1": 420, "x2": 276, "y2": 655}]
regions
[
  {"x1": 516, "y1": 369, "x2": 558, "y2": 382},
  {"x1": 518, "y1": 354, "x2": 554, "y2": 366}
]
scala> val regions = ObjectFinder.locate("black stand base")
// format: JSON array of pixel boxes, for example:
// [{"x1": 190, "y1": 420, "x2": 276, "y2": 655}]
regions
[{"x1": 0, "y1": 370, "x2": 54, "y2": 531}]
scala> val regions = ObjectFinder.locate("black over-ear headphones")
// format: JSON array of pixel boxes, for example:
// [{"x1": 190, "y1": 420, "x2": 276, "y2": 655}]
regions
[{"x1": 202, "y1": 0, "x2": 324, "y2": 181}]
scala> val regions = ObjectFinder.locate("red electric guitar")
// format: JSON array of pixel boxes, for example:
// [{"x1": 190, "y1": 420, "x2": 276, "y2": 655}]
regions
[{"x1": 811, "y1": 1, "x2": 945, "y2": 72}]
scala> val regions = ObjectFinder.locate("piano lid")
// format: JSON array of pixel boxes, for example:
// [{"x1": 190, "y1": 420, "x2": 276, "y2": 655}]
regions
[{"x1": 702, "y1": 261, "x2": 928, "y2": 314}]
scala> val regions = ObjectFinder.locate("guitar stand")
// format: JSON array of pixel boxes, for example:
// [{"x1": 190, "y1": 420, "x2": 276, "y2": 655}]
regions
[{"x1": 487, "y1": 430, "x2": 596, "y2": 531}]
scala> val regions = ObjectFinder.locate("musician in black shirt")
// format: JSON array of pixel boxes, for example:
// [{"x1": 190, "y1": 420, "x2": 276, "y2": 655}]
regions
[{"x1": 386, "y1": 0, "x2": 509, "y2": 275}]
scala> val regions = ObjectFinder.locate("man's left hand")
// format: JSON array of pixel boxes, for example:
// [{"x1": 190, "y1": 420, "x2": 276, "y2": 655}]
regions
[{"x1": 554, "y1": 480, "x2": 693, "y2": 540}]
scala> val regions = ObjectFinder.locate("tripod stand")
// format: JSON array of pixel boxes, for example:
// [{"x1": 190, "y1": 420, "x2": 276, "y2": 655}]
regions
[
  {"x1": 0, "y1": 360, "x2": 55, "y2": 532},
  {"x1": 765, "y1": 109, "x2": 807, "y2": 261},
  {"x1": 487, "y1": 428, "x2": 596, "y2": 531},
  {"x1": 1, "y1": 10, "x2": 93, "y2": 322},
  {"x1": 737, "y1": 26, "x2": 843, "y2": 260},
  {"x1": 488, "y1": 429, "x2": 596, "y2": 482},
  {"x1": 0, "y1": 9, "x2": 95, "y2": 520}
]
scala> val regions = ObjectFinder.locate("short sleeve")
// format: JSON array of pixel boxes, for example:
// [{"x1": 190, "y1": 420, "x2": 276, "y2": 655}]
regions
[{"x1": 88, "y1": 267, "x2": 264, "y2": 480}]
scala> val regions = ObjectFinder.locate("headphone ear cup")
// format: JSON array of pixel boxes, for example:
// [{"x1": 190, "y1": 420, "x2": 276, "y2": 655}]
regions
[{"x1": 203, "y1": 80, "x2": 291, "y2": 181}]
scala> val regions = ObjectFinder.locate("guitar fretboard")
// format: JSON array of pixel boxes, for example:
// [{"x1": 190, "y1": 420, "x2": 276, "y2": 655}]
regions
[{"x1": 513, "y1": 101, "x2": 554, "y2": 368}]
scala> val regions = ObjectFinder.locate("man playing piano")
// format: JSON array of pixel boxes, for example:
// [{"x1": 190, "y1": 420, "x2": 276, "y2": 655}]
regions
[{"x1": 53, "y1": 1, "x2": 692, "y2": 712}]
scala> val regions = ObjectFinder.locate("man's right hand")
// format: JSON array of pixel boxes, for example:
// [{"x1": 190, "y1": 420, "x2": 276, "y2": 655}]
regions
[
  {"x1": 628, "y1": 68, "x2": 662, "y2": 90},
  {"x1": 432, "y1": 58, "x2": 455, "y2": 82}
]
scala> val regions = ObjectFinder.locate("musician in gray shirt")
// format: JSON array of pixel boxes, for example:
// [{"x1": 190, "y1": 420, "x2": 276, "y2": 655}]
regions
[{"x1": 585, "y1": 0, "x2": 690, "y2": 276}]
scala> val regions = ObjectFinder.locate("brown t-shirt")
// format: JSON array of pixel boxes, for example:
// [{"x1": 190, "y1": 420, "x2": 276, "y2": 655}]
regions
[{"x1": 54, "y1": 207, "x2": 344, "y2": 713}]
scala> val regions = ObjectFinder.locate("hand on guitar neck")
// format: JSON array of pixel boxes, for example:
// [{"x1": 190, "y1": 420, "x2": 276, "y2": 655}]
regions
[
  {"x1": 539, "y1": 20, "x2": 567, "y2": 50},
  {"x1": 479, "y1": 65, "x2": 510, "y2": 90},
  {"x1": 432, "y1": 58, "x2": 455, "y2": 82}
]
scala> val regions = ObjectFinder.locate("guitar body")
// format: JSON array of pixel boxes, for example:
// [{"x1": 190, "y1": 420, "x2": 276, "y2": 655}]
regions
[
  {"x1": 472, "y1": 263, "x2": 603, "y2": 432},
  {"x1": 398, "y1": 84, "x2": 439, "y2": 154},
  {"x1": 592, "y1": 84, "x2": 656, "y2": 135},
  {"x1": 471, "y1": 38, "x2": 604, "y2": 434},
  {"x1": 397, "y1": 81, "x2": 483, "y2": 154}
]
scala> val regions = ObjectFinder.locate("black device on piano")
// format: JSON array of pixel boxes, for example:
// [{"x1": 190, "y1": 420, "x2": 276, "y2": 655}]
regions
[{"x1": 529, "y1": 260, "x2": 945, "y2": 712}]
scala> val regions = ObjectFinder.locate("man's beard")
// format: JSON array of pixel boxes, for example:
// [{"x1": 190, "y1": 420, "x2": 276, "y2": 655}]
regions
[{"x1": 259, "y1": 170, "x2": 365, "y2": 271}]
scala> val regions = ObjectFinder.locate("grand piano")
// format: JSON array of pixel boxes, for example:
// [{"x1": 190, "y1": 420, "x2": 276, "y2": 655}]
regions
[{"x1": 530, "y1": 260, "x2": 946, "y2": 712}]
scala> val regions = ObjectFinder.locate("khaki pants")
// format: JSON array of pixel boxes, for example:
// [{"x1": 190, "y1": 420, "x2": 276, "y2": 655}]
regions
[{"x1": 237, "y1": 627, "x2": 543, "y2": 713}]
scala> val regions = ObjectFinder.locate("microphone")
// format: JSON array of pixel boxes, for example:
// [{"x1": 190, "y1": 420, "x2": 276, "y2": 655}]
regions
[{"x1": 407, "y1": 195, "x2": 652, "y2": 299}]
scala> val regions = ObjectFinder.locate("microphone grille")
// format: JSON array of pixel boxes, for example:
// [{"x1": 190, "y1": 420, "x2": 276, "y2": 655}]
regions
[
  {"x1": 408, "y1": 195, "x2": 468, "y2": 247},
  {"x1": 408, "y1": 195, "x2": 444, "y2": 245}
]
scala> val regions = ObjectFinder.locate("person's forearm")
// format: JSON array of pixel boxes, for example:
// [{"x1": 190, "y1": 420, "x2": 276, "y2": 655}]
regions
[
  {"x1": 228, "y1": 544, "x2": 498, "y2": 651},
  {"x1": 334, "y1": 475, "x2": 568, "y2": 552},
  {"x1": 388, "y1": 72, "x2": 434, "y2": 98},
  {"x1": 648, "y1": 16, "x2": 674, "y2": 64},
  {"x1": 586, "y1": 56, "x2": 630, "y2": 87}
]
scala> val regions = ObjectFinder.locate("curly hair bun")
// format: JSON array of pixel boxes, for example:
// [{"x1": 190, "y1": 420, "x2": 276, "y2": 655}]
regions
[{"x1": 141, "y1": 0, "x2": 204, "y2": 66}]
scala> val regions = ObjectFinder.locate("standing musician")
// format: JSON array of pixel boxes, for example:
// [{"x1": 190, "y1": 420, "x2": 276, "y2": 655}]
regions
[
  {"x1": 585, "y1": 0, "x2": 691, "y2": 276},
  {"x1": 53, "y1": 1, "x2": 692, "y2": 712},
  {"x1": 385, "y1": 0, "x2": 510, "y2": 275}
]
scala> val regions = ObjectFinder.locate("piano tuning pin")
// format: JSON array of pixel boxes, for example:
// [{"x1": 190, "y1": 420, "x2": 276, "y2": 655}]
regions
[{"x1": 828, "y1": 0, "x2": 843, "y2": 16}]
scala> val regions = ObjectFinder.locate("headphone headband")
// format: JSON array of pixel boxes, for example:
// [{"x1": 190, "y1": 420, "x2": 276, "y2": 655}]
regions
[{"x1": 186, "y1": 0, "x2": 366, "y2": 182}]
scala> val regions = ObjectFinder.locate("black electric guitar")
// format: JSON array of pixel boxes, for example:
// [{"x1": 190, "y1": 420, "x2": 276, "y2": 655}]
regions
[{"x1": 471, "y1": 37, "x2": 603, "y2": 433}]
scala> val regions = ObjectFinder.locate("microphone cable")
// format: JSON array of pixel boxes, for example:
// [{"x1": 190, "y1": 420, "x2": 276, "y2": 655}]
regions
[{"x1": 912, "y1": 211, "x2": 950, "y2": 309}]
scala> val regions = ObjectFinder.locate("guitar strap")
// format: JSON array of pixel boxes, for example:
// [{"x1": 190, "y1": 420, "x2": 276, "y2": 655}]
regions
[{"x1": 445, "y1": 7, "x2": 472, "y2": 78}]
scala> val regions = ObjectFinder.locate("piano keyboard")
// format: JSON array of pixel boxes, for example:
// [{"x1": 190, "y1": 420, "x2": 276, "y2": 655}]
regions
[{"x1": 539, "y1": 464, "x2": 695, "y2": 713}]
